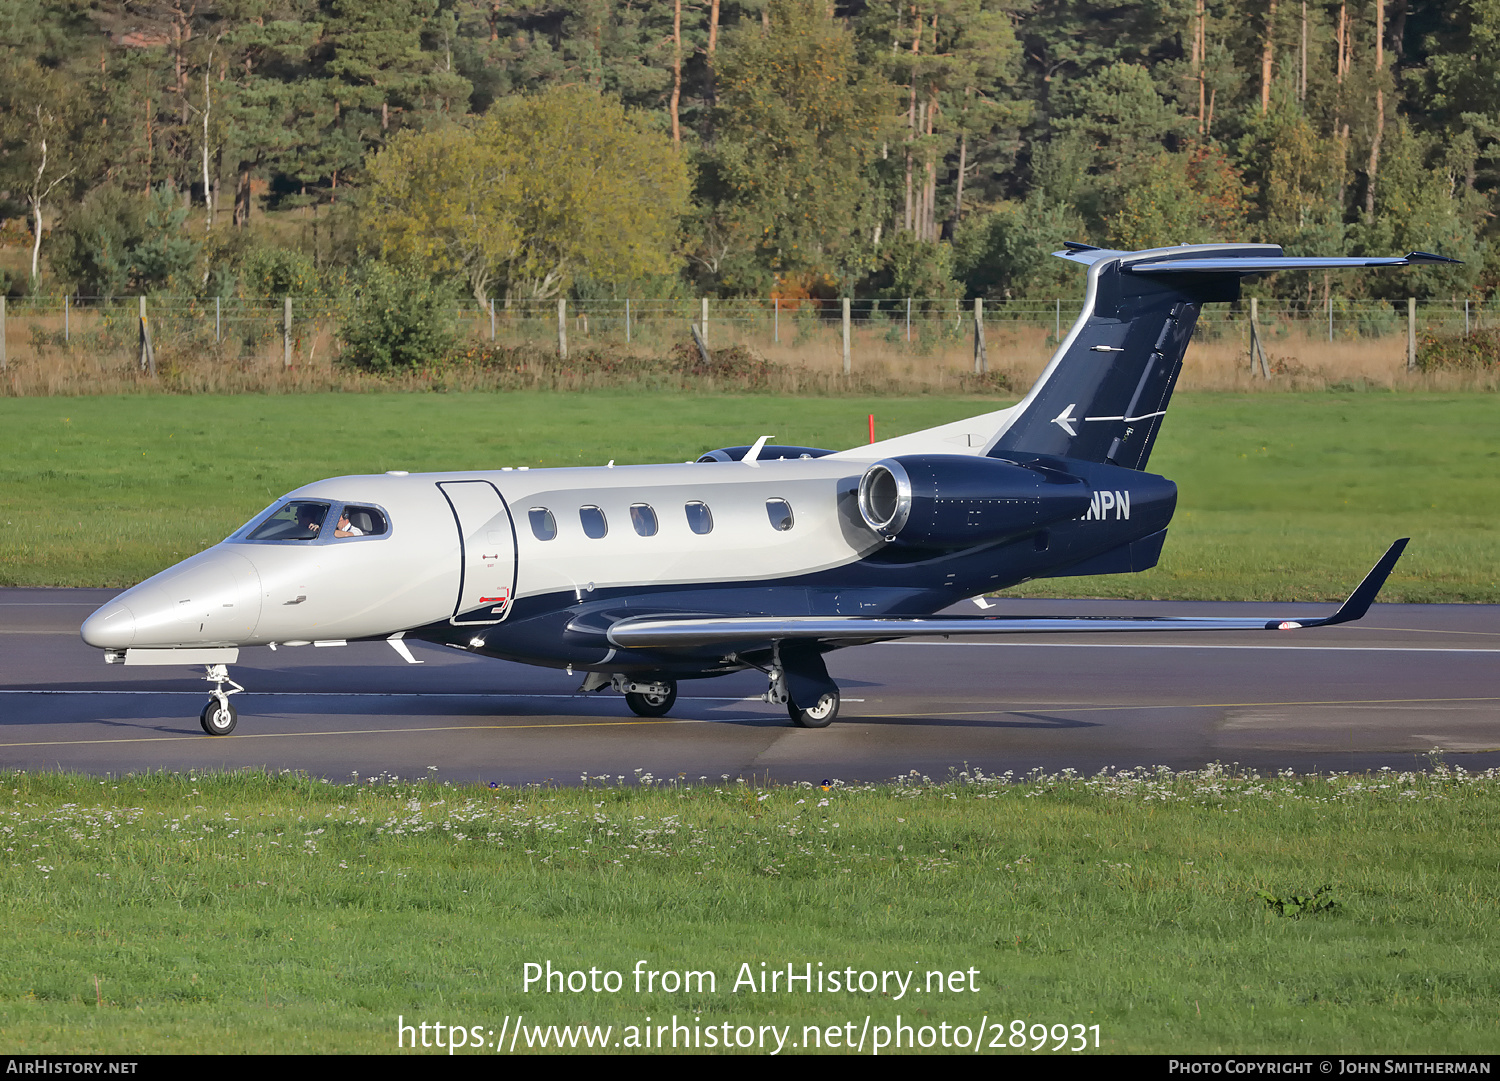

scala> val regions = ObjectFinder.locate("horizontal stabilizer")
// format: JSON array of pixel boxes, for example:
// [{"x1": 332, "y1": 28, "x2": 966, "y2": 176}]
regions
[
  {"x1": 1128, "y1": 253, "x2": 1461, "y2": 275},
  {"x1": 607, "y1": 541, "x2": 1408, "y2": 650},
  {"x1": 1054, "y1": 244, "x2": 1461, "y2": 272}
]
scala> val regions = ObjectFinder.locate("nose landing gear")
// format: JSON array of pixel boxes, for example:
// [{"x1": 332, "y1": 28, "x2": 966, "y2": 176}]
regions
[{"x1": 200, "y1": 663, "x2": 244, "y2": 736}]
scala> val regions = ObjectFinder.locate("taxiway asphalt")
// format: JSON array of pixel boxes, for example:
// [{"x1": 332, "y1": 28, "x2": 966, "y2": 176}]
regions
[{"x1": 3, "y1": 588, "x2": 1497, "y2": 784}]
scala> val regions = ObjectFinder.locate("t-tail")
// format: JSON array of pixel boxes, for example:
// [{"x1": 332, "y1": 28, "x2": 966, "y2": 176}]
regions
[
  {"x1": 982, "y1": 243, "x2": 1458, "y2": 470},
  {"x1": 832, "y1": 242, "x2": 1456, "y2": 466},
  {"x1": 990, "y1": 242, "x2": 1458, "y2": 467}
]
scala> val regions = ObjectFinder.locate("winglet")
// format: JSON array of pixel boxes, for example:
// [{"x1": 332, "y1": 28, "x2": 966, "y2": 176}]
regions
[
  {"x1": 744, "y1": 435, "x2": 774, "y2": 464},
  {"x1": 1312, "y1": 538, "x2": 1409, "y2": 627}
]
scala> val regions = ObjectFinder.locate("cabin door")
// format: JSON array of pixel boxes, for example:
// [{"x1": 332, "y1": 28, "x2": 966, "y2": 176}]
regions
[{"x1": 438, "y1": 480, "x2": 517, "y2": 625}]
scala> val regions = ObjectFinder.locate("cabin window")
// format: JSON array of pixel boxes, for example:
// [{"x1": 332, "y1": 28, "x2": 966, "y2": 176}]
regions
[
  {"x1": 765, "y1": 498, "x2": 794, "y2": 532},
  {"x1": 629, "y1": 504, "x2": 658, "y2": 537},
  {"x1": 246, "y1": 501, "x2": 329, "y2": 541},
  {"x1": 685, "y1": 501, "x2": 713, "y2": 535},
  {"x1": 335, "y1": 505, "x2": 388, "y2": 538},
  {"x1": 529, "y1": 508, "x2": 557, "y2": 541},
  {"x1": 579, "y1": 506, "x2": 608, "y2": 539}
]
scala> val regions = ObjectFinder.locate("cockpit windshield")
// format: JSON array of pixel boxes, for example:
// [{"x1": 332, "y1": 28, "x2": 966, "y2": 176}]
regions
[{"x1": 245, "y1": 501, "x2": 331, "y2": 541}]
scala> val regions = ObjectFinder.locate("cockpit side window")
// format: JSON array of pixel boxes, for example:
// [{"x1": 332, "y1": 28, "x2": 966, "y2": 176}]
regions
[
  {"x1": 334, "y1": 505, "x2": 388, "y2": 538},
  {"x1": 246, "y1": 501, "x2": 330, "y2": 541}
]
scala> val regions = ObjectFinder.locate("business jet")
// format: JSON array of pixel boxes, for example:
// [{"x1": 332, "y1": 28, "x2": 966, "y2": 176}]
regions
[{"x1": 81, "y1": 243, "x2": 1451, "y2": 735}]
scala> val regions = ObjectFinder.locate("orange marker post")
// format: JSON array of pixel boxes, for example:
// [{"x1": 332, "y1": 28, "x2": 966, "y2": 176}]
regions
[{"x1": 868, "y1": 414, "x2": 875, "y2": 443}]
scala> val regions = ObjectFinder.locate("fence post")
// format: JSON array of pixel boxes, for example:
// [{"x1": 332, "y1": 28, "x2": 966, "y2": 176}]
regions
[
  {"x1": 138, "y1": 296, "x2": 156, "y2": 377},
  {"x1": 489, "y1": 298, "x2": 496, "y2": 341},
  {"x1": 1407, "y1": 297, "x2": 1416, "y2": 371},
  {"x1": 1, "y1": 295, "x2": 6, "y2": 372},
  {"x1": 64, "y1": 294, "x2": 69, "y2": 342},
  {"x1": 1327, "y1": 295, "x2": 1333, "y2": 342},
  {"x1": 215, "y1": 296, "x2": 221, "y2": 343},
  {"x1": 1248, "y1": 297, "x2": 1256, "y2": 373},
  {"x1": 842, "y1": 297, "x2": 851, "y2": 375},
  {"x1": 1055, "y1": 298, "x2": 1061, "y2": 342},
  {"x1": 283, "y1": 296, "x2": 293, "y2": 367},
  {"x1": 624, "y1": 298, "x2": 630, "y2": 344},
  {"x1": 1465, "y1": 298, "x2": 1470, "y2": 338},
  {"x1": 906, "y1": 297, "x2": 911, "y2": 342},
  {"x1": 773, "y1": 297, "x2": 779, "y2": 343},
  {"x1": 700, "y1": 297, "x2": 709, "y2": 348},
  {"x1": 557, "y1": 298, "x2": 568, "y2": 359},
  {"x1": 1247, "y1": 297, "x2": 1269, "y2": 377},
  {"x1": 973, "y1": 297, "x2": 987, "y2": 374}
]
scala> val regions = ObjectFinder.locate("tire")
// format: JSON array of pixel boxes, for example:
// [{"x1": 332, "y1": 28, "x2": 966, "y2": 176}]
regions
[
  {"x1": 200, "y1": 698, "x2": 238, "y2": 736},
  {"x1": 788, "y1": 690, "x2": 839, "y2": 729},
  {"x1": 625, "y1": 681, "x2": 677, "y2": 718}
]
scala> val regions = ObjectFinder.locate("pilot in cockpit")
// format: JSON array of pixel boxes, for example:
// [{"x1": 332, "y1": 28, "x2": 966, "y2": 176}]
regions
[
  {"x1": 294, "y1": 504, "x2": 324, "y2": 536},
  {"x1": 334, "y1": 511, "x2": 364, "y2": 538}
]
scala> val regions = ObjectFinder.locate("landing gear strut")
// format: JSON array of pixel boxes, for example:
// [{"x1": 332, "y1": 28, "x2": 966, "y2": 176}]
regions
[{"x1": 200, "y1": 663, "x2": 244, "y2": 736}]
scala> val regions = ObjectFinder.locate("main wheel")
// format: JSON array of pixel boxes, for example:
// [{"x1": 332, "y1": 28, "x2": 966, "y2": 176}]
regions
[
  {"x1": 788, "y1": 690, "x2": 839, "y2": 729},
  {"x1": 200, "y1": 698, "x2": 238, "y2": 736},
  {"x1": 625, "y1": 681, "x2": 677, "y2": 718}
]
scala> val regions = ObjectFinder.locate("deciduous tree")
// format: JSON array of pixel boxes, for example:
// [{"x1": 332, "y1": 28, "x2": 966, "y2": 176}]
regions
[{"x1": 368, "y1": 85, "x2": 690, "y2": 301}]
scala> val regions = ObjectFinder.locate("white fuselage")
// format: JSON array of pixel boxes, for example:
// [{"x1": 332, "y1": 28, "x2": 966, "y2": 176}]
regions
[{"x1": 80, "y1": 458, "x2": 888, "y2": 651}]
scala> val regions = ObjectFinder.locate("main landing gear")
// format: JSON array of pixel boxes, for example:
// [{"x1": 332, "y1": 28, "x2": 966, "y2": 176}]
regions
[
  {"x1": 582, "y1": 650, "x2": 843, "y2": 728},
  {"x1": 589, "y1": 674, "x2": 680, "y2": 717},
  {"x1": 624, "y1": 681, "x2": 678, "y2": 718},
  {"x1": 787, "y1": 690, "x2": 840, "y2": 729},
  {"x1": 758, "y1": 643, "x2": 841, "y2": 728},
  {"x1": 200, "y1": 663, "x2": 244, "y2": 736}
]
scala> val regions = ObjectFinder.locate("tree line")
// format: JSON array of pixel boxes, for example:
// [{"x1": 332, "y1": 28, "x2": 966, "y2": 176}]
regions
[{"x1": 0, "y1": 0, "x2": 1492, "y2": 306}]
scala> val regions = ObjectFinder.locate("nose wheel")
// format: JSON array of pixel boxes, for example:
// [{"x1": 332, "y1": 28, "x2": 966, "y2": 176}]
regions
[
  {"x1": 201, "y1": 698, "x2": 238, "y2": 735},
  {"x1": 200, "y1": 663, "x2": 244, "y2": 736}
]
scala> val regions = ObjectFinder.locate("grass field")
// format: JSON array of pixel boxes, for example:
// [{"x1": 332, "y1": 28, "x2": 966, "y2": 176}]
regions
[
  {"x1": 1, "y1": 766, "x2": 1495, "y2": 1054},
  {"x1": 0, "y1": 390, "x2": 1495, "y2": 600}
]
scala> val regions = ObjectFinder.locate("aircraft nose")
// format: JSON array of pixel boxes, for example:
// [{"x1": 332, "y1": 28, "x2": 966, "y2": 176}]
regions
[
  {"x1": 80, "y1": 551, "x2": 263, "y2": 649},
  {"x1": 81, "y1": 600, "x2": 137, "y2": 649}
]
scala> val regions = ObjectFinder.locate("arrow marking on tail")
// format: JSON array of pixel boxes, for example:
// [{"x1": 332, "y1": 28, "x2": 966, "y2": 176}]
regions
[{"x1": 1052, "y1": 404, "x2": 1078, "y2": 436}]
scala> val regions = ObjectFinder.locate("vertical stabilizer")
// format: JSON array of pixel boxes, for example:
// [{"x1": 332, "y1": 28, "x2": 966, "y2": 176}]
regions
[{"x1": 988, "y1": 245, "x2": 1248, "y2": 469}]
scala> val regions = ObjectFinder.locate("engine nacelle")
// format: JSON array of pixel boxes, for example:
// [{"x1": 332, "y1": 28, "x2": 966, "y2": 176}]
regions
[{"x1": 857, "y1": 455, "x2": 1092, "y2": 548}]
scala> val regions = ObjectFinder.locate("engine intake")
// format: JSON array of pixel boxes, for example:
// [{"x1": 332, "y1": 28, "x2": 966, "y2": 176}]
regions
[{"x1": 857, "y1": 455, "x2": 1091, "y2": 548}]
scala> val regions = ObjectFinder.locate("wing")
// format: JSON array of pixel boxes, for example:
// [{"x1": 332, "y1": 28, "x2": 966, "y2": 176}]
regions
[{"x1": 607, "y1": 540, "x2": 1408, "y2": 652}]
